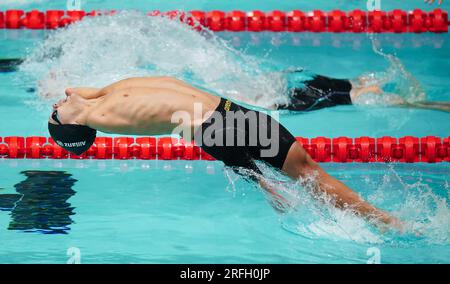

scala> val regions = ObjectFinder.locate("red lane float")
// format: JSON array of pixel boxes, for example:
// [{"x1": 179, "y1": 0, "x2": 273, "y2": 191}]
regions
[
  {"x1": 22, "y1": 10, "x2": 45, "y2": 29},
  {"x1": 287, "y1": 10, "x2": 306, "y2": 32},
  {"x1": 58, "y1": 10, "x2": 85, "y2": 27},
  {"x1": 354, "y1": 137, "x2": 376, "y2": 162},
  {"x1": 444, "y1": 137, "x2": 450, "y2": 162},
  {"x1": 187, "y1": 10, "x2": 206, "y2": 31},
  {"x1": 368, "y1": 10, "x2": 388, "y2": 33},
  {"x1": 5, "y1": 10, "x2": 24, "y2": 29},
  {"x1": 0, "y1": 136, "x2": 448, "y2": 162},
  {"x1": 46, "y1": 10, "x2": 65, "y2": 29},
  {"x1": 421, "y1": 136, "x2": 445, "y2": 163},
  {"x1": 247, "y1": 10, "x2": 266, "y2": 32},
  {"x1": 409, "y1": 9, "x2": 428, "y2": 33},
  {"x1": 226, "y1": 10, "x2": 246, "y2": 32},
  {"x1": 388, "y1": 9, "x2": 408, "y2": 33},
  {"x1": 348, "y1": 9, "x2": 367, "y2": 33},
  {"x1": 0, "y1": 11, "x2": 4, "y2": 28},
  {"x1": 429, "y1": 8, "x2": 448, "y2": 32},
  {"x1": 266, "y1": 10, "x2": 286, "y2": 31},
  {"x1": 328, "y1": 10, "x2": 348, "y2": 33},
  {"x1": 306, "y1": 10, "x2": 327, "y2": 32},
  {"x1": 206, "y1": 10, "x2": 226, "y2": 31},
  {"x1": 0, "y1": 9, "x2": 447, "y2": 33},
  {"x1": 399, "y1": 136, "x2": 420, "y2": 163}
]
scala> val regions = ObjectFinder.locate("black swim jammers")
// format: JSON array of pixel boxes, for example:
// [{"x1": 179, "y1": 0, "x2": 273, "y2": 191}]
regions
[
  {"x1": 278, "y1": 75, "x2": 353, "y2": 111},
  {"x1": 194, "y1": 98, "x2": 297, "y2": 174}
]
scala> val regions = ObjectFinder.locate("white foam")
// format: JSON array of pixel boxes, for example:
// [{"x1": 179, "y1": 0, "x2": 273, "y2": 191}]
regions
[
  {"x1": 19, "y1": 11, "x2": 289, "y2": 110},
  {"x1": 237, "y1": 162, "x2": 449, "y2": 245},
  {"x1": 352, "y1": 35, "x2": 427, "y2": 106},
  {"x1": 238, "y1": 163, "x2": 384, "y2": 244}
]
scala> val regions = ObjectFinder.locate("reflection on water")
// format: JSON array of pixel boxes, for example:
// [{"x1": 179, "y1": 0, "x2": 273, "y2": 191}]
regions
[{"x1": 0, "y1": 171, "x2": 77, "y2": 234}]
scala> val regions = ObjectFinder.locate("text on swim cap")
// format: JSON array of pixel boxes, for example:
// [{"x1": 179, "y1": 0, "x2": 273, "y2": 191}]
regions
[{"x1": 56, "y1": 140, "x2": 86, "y2": 147}]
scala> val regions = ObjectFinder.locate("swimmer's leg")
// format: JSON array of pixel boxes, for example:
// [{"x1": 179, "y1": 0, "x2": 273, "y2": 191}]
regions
[
  {"x1": 281, "y1": 142, "x2": 403, "y2": 232},
  {"x1": 398, "y1": 101, "x2": 450, "y2": 113}
]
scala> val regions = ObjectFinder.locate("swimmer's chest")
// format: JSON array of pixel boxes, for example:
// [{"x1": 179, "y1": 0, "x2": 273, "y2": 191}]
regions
[{"x1": 90, "y1": 90, "x2": 198, "y2": 125}]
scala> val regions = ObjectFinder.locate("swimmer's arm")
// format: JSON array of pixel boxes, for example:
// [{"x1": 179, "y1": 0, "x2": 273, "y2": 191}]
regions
[
  {"x1": 98, "y1": 76, "x2": 191, "y2": 94},
  {"x1": 258, "y1": 178, "x2": 292, "y2": 213},
  {"x1": 65, "y1": 87, "x2": 102, "y2": 99},
  {"x1": 283, "y1": 143, "x2": 404, "y2": 232},
  {"x1": 310, "y1": 163, "x2": 403, "y2": 232},
  {"x1": 66, "y1": 77, "x2": 176, "y2": 99}
]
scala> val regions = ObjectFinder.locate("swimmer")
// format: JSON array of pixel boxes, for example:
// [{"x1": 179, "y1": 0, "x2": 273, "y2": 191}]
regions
[
  {"x1": 3, "y1": 58, "x2": 449, "y2": 112},
  {"x1": 272, "y1": 72, "x2": 450, "y2": 113},
  {"x1": 48, "y1": 76, "x2": 403, "y2": 232}
]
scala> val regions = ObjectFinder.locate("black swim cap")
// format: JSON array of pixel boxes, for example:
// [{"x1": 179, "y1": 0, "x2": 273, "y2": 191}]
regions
[{"x1": 48, "y1": 123, "x2": 96, "y2": 155}]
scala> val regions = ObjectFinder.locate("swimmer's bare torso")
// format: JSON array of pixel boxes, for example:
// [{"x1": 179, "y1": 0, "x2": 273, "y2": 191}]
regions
[
  {"x1": 50, "y1": 76, "x2": 403, "y2": 232},
  {"x1": 70, "y1": 77, "x2": 220, "y2": 136}
]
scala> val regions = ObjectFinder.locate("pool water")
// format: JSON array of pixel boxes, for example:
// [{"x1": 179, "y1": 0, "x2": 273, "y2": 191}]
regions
[
  {"x1": 0, "y1": 0, "x2": 449, "y2": 263},
  {"x1": 0, "y1": 160, "x2": 448, "y2": 263}
]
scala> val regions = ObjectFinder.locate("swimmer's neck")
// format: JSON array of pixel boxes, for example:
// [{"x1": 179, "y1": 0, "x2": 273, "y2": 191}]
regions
[{"x1": 71, "y1": 96, "x2": 103, "y2": 125}]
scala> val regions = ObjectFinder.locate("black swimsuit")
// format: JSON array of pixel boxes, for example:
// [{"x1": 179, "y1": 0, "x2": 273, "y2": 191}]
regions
[
  {"x1": 194, "y1": 98, "x2": 297, "y2": 175},
  {"x1": 193, "y1": 74, "x2": 352, "y2": 173},
  {"x1": 278, "y1": 75, "x2": 353, "y2": 111}
]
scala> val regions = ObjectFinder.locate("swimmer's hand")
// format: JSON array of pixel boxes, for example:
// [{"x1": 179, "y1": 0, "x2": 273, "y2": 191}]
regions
[
  {"x1": 376, "y1": 213, "x2": 406, "y2": 234},
  {"x1": 424, "y1": 0, "x2": 443, "y2": 5},
  {"x1": 258, "y1": 178, "x2": 294, "y2": 214},
  {"x1": 268, "y1": 193, "x2": 293, "y2": 214},
  {"x1": 377, "y1": 216, "x2": 427, "y2": 237}
]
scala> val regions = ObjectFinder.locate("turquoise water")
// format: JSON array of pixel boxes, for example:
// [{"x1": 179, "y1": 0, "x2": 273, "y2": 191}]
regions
[
  {"x1": 0, "y1": 160, "x2": 448, "y2": 263},
  {"x1": 0, "y1": 1, "x2": 449, "y2": 263}
]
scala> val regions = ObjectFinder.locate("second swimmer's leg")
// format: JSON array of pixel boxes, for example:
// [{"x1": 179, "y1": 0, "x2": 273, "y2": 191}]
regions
[{"x1": 399, "y1": 101, "x2": 450, "y2": 113}]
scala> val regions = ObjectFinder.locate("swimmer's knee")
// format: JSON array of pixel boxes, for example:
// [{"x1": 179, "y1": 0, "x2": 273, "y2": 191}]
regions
[
  {"x1": 294, "y1": 143, "x2": 322, "y2": 176},
  {"x1": 282, "y1": 142, "x2": 319, "y2": 178},
  {"x1": 299, "y1": 154, "x2": 321, "y2": 177}
]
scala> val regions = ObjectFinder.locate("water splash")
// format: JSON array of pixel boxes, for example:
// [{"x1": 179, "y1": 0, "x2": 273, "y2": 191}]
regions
[
  {"x1": 233, "y1": 163, "x2": 384, "y2": 244},
  {"x1": 352, "y1": 35, "x2": 426, "y2": 106},
  {"x1": 231, "y1": 162, "x2": 449, "y2": 246},
  {"x1": 18, "y1": 11, "x2": 289, "y2": 110},
  {"x1": 18, "y1": 11, "x2": 427, "y2": 113},
  {"x1": 371, "y1": 165, "x2": 450, "y2": 245}
]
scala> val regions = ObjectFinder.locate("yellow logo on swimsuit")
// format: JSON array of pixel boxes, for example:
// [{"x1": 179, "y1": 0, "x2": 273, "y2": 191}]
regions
[{"x1": 224, "y1": 100, "x2": 232, "y2": 111}]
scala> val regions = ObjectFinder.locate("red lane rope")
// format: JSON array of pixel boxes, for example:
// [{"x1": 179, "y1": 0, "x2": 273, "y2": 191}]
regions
[
  {"x1": 0, "y1": 9, "x2": 447, "y2": 33},
  {"x1": 0, "y1": 136, "x2": 448, "y2": 162}
]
